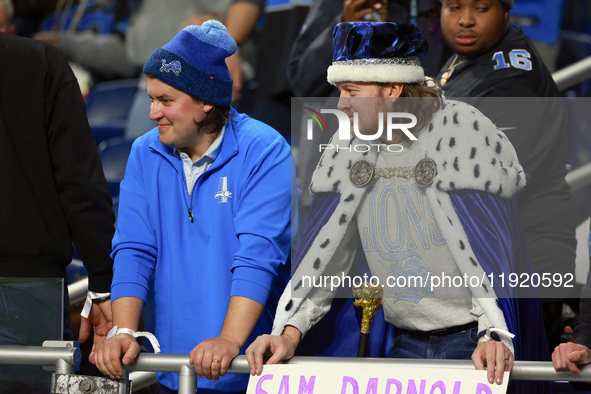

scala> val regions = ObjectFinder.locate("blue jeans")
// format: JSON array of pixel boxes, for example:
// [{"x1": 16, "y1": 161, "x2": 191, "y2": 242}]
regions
[{"x1": 392, "y1": 324, "x2": 478, "y2": 360}]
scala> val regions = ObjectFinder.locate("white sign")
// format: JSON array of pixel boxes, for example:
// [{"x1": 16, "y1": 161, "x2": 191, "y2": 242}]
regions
[{"x1": 247, "y1": 363, "x2": 509, "y2": 394}]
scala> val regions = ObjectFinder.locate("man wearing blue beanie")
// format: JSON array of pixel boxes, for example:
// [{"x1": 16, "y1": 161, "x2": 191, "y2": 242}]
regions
[{"x1": 91, "y1": 20, "x2": 293, "y2": 393}]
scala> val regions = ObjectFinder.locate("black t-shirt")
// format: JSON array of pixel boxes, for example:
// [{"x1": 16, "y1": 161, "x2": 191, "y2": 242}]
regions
[
  {"x1": 437, "y1": 25, "x2": 576, "y2": 300},
  {"x1": 438, "y1": 25, "x2": 559, "y2": 97}
]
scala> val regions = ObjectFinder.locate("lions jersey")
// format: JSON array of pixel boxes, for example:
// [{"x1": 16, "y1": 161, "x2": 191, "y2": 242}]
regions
[
  {"x1": 437, "y1": 26, "x2": 576, "y2": 325},
  {"x1": 438, "y1": 25, "x2": 559, "y2": 97}
]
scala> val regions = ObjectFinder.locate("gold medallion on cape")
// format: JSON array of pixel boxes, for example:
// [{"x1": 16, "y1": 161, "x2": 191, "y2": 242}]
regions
[
  {"x1": 350, "y1": 160, "x2": 375, "y2": 188},
  {"x1": 414, "y1": 158, "x2": 437, "y2": 186}
]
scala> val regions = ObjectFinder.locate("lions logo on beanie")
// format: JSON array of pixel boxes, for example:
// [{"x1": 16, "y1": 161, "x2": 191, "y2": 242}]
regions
[{"x1": 143, "y1": 20, "x2": 237, "y2": 107}]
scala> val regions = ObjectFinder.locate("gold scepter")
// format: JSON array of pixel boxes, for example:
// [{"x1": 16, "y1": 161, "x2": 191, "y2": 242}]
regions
[{"x1": 353, "y1": 283, "x2": 383, "y2": 357}]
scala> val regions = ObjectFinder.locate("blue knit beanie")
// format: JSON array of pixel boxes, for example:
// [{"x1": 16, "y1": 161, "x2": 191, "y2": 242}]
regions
[{"x1": 143, "y1": 20, "x2": 237, "y2": 107}]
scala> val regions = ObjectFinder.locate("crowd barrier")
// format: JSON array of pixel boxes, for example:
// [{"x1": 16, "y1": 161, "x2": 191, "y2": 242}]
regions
[
  {"x1": 3, "y1": 51, "x2": 591, "y2": 394},
  {"x1": 566, "y1": 161, "x2": 591, "y2": 192},
  {"x1": 553, "y1": 55, "x2": 591, "y2": 92},
  {"x1": 2, "y1": 343, "x2": 591, "y2": 393}
]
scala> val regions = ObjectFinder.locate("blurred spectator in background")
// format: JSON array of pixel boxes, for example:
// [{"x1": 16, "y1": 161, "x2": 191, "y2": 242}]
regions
[
  {"x1": 34, "y1": 0, "x2": 143, "y2": 83},
  {"x1": 223, "y1": 0, "x2": 310, "y2": 136},
  {"x1": 0, "y1": 0, "x2": 14, "y2": 34},
  {"x1": 0, "y1": 31, "x2": 115, "y2": 390},
  {"x1": 180, "y1": 0, "x2": 259, "y2": 104},
  {"x1": 121, "y1": 0, "x2": 258, "y2": 140},
  {"x1": 508, "y1": 0, "x2": 566, "y2": 72},
  {"x1": 125, "y1": 0, "x2": 243, "y2": 76},
  {"x1": 33, "y1": 0, "x2": 304, "y2": 141},
  {"x1": 33, "y1": 0, "x2": 252, "y2": 93},
  {"x1": 561, "y1": 0, "x2": 591, "y2": 36},
  {"x1": 11, "y1": 0, "x2": 58, "y2": 37},
  {"x1": 436, "y1": 0, "x2": 577, "y2": 354}
]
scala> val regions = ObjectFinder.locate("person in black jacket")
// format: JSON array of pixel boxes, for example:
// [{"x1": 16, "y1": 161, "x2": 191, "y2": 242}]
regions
[
  {"x1": 0, "y1": 32, "x2": 115, "y2": 388},
  {"x1": 436, "y1": 0, "x2": 577, "y2": 353}
]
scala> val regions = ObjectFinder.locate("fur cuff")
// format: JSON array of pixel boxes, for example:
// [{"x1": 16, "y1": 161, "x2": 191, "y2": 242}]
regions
[{"x1": 327, "y1": 64, "x2": 425, "y2": 85}]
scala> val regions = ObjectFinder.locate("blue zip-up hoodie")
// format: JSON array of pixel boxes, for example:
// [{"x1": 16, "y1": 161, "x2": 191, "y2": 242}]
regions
[{"x1": 111, "y1": 108, "x2": 292, "y2": 391}]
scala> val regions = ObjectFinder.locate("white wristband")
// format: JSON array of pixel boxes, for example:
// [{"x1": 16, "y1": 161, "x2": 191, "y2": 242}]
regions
[
  {"x1": 478, "y1": 327, "x2": 515, "y2": 345},
  {"x1": 107, "y1": 327, "x2": 136, "y2": 338},
  {"x1": 107, "y1": 325, "x2": 161, "y2": 353},
  {"x1": 80, "y1": 291, "x2": 111, "y2": 318}
]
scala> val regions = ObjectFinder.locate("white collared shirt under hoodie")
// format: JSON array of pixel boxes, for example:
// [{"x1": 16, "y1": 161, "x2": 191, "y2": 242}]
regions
[{"x1": 175, "y1": 124, "x2": 226, "y2": 196}]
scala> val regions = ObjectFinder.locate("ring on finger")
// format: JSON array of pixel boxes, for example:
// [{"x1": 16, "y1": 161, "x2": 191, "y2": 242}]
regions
[{"x1": 213, "y1": 359, "x2": 221, "y2": 364}]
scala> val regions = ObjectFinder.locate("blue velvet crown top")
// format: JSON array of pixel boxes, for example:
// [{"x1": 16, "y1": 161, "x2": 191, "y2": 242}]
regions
[{"x1": 332, "y1": 22, "x2": 428, "y2": 62}]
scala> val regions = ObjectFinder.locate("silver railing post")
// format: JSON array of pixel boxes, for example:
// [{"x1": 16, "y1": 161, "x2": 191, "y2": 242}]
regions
[
  {"x1": 5, "y1": 345, "x2": 591, "y2": 391},
  {"x1": 42, "y1": 341, "x2": 81, "y2": 374},
  {"x1": 566, "y1": 161, "x2": 591, "y2": 192},
  {"x1": 553, "y1": 55, "x2": 591, "y2": 92},
  {"x1": 179, "y1": 364, "x2": 196, "y2": 394},
  {"x1": 67, "y1": 276, "x2": 89, "y2": 304},
  {"x1": 0, "y1": 341, "x2": 80, "y2": 369},
  {"x1": 127, "y1": 354, "x2": 591, "y2": 384},
  {"x1": 55, "y1": 358, "x2": 74, "y2": 375}
]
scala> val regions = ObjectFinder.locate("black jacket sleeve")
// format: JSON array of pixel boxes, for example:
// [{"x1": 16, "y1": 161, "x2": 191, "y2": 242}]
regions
[
  {"x1": 0, "y1": 34, "x2": 114, "y2": 292},
  {"x1": 286, "y1": 0, "x2": 341, "y2": 97},
  {"x1": 44, "y1": 43, "x2": 115, "y2": 292}
]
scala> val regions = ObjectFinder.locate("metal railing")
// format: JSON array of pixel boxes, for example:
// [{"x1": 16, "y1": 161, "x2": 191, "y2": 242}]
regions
[
  {"x1": 552, "y1": 54, "x2": 591, "y2": 193},
  {"x1": 68, "y1": 276, "x2": 88, "y2": 304},
  {"x1": 0, "y1": 341, "x2": 80, "y2": 376},
  {"x1": 127, "y1": 353, "x2": 591, "y2": 384},
  {"x1": 4, "y1": 46, "x2": 587, "y2": 394},
  {"x1": 553, "y1": 55, "x2": 591, "y2": 92},
  {"x1": 3, "y1": 344, "x2": 591, "y2": 394},
  {"x1": 553, "y1": 56, "x2": 591, "y2": 191},
  {"x1": 566, "y1": 162, "x2": 591, "y2": 193}
]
